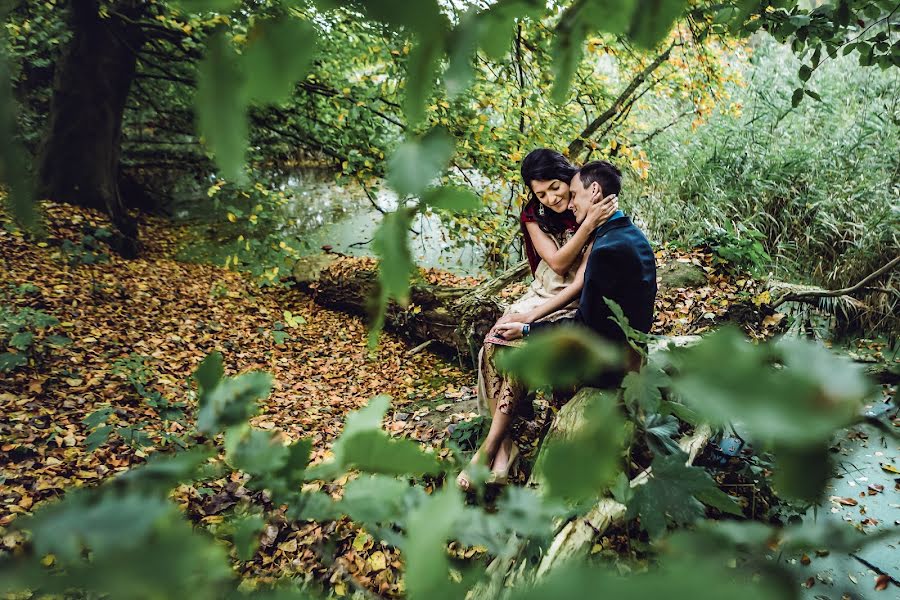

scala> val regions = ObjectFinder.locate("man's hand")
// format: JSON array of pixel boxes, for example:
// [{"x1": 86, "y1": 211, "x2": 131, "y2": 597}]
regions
[
  {"x1": 583, "y1": 193, "x2": 618, "y2": 230},
  {"x1": 494, "y1": 322, "x2": 526, "y2": 340}
]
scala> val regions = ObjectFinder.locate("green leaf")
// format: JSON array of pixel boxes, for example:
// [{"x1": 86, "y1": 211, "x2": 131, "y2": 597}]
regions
[
  {"x1": 404, "y1": 486, "x2": 466, "y2": 600},
  {"x1": 791, "y1": 87, "x2": 804, "y2": 107},
  {"x1": 339, "y1": 474, "x2": 411, "y2": 525},
  {"x1": 770, "y1": 442, "x2": 832, "y2": 504},
  {"x1": 232, "y1": 514, "x2": 264, "y2": 561},
  {"x1": 342, "y1": 430, "x2": 441, "y2": 476},
  {"x1": 372, "y1": 207, "x2": 415, "y2": 340},
  {"x1": 627, "y1": 0, "x2": 687, "y2": 48},
  {"x1": 670, "y1": 328, "x2": 868, "y2": 448},
  {"x1": 196, "y1": 32, "x2": 247, "y2": 180},
  {"x1": 798, "y1": 64, "x2": 812, "y2": 81},
  {"x1": 642, "y1": 413, "x2": 681, "y2": 456},
  {"x1": 113, "y1": 448, "x2": 213, "y2": 491},
  {"x1": 421, "y1": 186, "x2": 481, "y2": 213},
  {"x1": 9, "y1": 331, "x2": 33, "y2": 350},
  {"x1": 495, "y1": 327, "x2": 622, "y2": 389},
  {"x1": 535, "y1": 389, "x2": 626, "y2": 501},
  {"x1": 0, "y1": 352, "x2": 26, "y2": 372},
  {"x1": 82, "y1": 407, "x2": 113, "y2": 429},
  {"x1": 404, "y1": 36, "x2": 444, "y2": 125},
  {"x1": 194, "y1": 351, "x2": 224, "y2": 399},
  {"x1": 627, "y1": 452, "x2": 741, "y2": 539},
  {"x1": 84, "y1": 425, "x2": 113, "y2": 451},
  {"x1": 197, "y1": 371, "x2": 272, "y2": 434},
  {"x1": 387, "y1": 128, "x2": 455, "y2": 197},
  {"x1": 225, "y1": 427, "x2": 288, "y2": 475},
  {"x1": 804, "y1": 88, "x2": 822, "y2": 101},
  {"x1": 271, "y1": 330, "x2": 290, "y2": 345},
  {"x1": 241, "y1": 18, "x2": 317, "y2": 104},
  {"x1": 622, "y1": 365, "x2": 668, "y2": 413},
  {"x1": 550, "y1": 13, "x2": 587, "y2": 103},
  {"x1": 604, "y1": 297, "x2": 652, "y2": 347}
]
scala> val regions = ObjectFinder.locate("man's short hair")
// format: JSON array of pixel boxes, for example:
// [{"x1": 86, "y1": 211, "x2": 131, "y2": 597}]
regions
[{"x1": 577, "y1": 160, "x2": 622, "y2": 197}]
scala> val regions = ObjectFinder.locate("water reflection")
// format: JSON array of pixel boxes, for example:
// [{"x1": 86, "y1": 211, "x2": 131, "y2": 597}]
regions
[{"x1": 277, "y1": 170, "x2": 487, "y2": 276}]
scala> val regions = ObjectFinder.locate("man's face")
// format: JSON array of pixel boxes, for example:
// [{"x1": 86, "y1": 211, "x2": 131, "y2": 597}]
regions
[{"x1": 568, "y1": 173, "x2": 598, "y2": 224}]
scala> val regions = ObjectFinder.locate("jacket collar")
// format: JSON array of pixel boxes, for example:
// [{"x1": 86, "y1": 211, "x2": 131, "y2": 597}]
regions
[{"x1": 593, "y1": 215, "x2": 632, "y2": 238}]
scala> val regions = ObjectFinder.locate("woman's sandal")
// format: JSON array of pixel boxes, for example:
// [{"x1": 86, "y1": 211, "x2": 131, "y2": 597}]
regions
[
  {"x1": 487, "y1": 442, "x2": 520, "y2": 486},
  {"x1": 456, "y1": 452, "x2": 487, "y2": 491}
]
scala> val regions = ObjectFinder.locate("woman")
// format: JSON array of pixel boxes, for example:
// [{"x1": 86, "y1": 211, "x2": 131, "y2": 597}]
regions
[{"x1": 457, "y1": 149, "x2": 618, "y2": 490}]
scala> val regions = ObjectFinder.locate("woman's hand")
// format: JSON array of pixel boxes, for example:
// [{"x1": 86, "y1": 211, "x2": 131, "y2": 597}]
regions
[
  {"x1": 582, "y1": 193, "x2": 618, "y2": 230},
  {"x1": 496, "y1": 312, "x2": 528, "y2": 327},
  {"x1": 494, "y1": 322, "x2": 525, "y2": 340}
]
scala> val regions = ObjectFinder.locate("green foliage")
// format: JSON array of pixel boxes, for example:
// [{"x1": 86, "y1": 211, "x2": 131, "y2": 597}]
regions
[
  {"x1": 241, "y1": 18, "x2": 316, "y2": 104},
  {"x1": 627, "y1": 451, "x2": 742, "y2": 539},
  {"x1": 693, "y1": 223, "x2": 771, "y2": 273},
  {"x1": 669, "y1": 327, "x2": 870, "y2": 502},
  {"x1": 495, "y1": 327, "x2": 623, "y2": 389},
  {"x1": 634, "y1": 36, "x2": 899, "y2": 308},
  {"x1": 195, "y1": 351, "x2": 271, "y2": 434},
  {"x1": 60, "y1": 225, "x2": 111, "y2": 266},
  {"x1": 536, "y1": 390, "x2": 627, "y2": 501},
  {"x1": 196, "y1": 31, "x2": 247, "y2": 180},
  {"x1": 306, "y1": 395, "x2": 441, "y2": 478},
  {"x1": 0, "y1": 305, "x2": 68, "y2": 372}
]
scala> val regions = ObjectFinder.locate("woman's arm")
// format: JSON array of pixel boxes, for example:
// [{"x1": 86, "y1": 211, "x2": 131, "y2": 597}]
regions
[
  {"x1": 521, "y1": 246, "x2": 591, "y2": 323},
  {"x1": 525, "y1": 193, "x2": 617, "y2": 276}
]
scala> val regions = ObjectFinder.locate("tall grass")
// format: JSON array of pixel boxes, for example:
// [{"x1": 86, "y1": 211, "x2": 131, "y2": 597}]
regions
[{"x1": 630, "y1": 36, "x2": 899, "y2": 333}]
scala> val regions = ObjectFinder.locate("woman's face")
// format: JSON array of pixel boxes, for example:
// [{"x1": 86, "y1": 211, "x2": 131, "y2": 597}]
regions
[{"x1": 530, "y1": 179, "x2": 571, "y2": 213}]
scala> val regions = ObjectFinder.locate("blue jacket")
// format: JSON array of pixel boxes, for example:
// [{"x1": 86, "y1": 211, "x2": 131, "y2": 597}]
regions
[{"x1": 531, "y1": 216, "x2": 656, "y2": 344}]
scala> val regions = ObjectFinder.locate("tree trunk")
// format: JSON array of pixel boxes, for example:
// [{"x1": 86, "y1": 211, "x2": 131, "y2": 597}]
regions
[{"x1": 36, "y1": 0, "x2": 144, "y2": 257}]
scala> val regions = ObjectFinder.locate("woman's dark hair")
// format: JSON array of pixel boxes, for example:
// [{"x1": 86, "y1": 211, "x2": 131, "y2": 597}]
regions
[{"x1": 520, "y1": 148, "x2": 578, "y2": 235}]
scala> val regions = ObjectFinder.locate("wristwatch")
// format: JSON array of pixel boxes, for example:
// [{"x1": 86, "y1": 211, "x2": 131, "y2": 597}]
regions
[{"x1": 522, "y1": 323, "x2": 531, "y2": 337}]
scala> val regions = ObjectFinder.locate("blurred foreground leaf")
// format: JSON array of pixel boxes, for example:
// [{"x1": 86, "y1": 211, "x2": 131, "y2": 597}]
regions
[
  {"x1": 627, "y1": 451, "x2": 742, "y2": 539},
  {"x1": 495, "y1": 327, "x2": 622, "y2": 389}
]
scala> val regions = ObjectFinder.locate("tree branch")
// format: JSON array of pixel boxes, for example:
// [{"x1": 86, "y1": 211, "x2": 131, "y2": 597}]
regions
[
  {"x1": 772, "y1": 255, "x2": 900, "y2": 308},
  {"x1": 567, "y1": 41, "x2": 676, "y2": 160}
]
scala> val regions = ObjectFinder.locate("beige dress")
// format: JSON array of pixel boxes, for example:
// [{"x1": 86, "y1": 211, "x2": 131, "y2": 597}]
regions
[{"x1": 476, "y1": 232, "x2": 581, "y2": 416}]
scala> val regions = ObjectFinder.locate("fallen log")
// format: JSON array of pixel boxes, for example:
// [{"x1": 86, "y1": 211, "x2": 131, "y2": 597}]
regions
[
  {"x1": 292, "y1": 255, "x2": 529, "y2": 366},
  {"x1": 291, "y1": 255, "x2": 711, "y2": 366}
]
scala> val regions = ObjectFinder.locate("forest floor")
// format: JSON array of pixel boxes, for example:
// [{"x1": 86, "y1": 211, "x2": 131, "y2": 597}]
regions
[{"x1": 1, "y1": 202, "x2": 896, "y2": 596}]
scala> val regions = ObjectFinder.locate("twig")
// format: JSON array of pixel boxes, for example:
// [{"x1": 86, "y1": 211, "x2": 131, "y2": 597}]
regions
[{"x1": 407, "y1": 340, "x2": 434, "y2": 355}]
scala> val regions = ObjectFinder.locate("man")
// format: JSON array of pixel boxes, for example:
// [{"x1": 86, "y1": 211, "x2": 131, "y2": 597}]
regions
[{"x1": 496, "y1": 160, "x2": 657, "y2": 384}]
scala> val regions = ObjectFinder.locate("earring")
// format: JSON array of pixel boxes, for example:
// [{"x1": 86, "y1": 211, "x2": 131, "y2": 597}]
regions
[{"x1": 538, "y1": 204, "x2": 545, "y2": 216}]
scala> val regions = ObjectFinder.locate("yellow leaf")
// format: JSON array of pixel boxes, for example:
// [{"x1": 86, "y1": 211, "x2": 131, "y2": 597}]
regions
[
  {"x1": 368, "y1": 550, "x2": 387, "y2": 571},
  {"x1": 753, "y1": 290, "x2": 771, "y2": 306},
  {"x1": 227, "y1": 212, "x2": 236, "y2": 223},
  {"x1": 880, "y1": 463, "x2": 899, "y2": 474}
]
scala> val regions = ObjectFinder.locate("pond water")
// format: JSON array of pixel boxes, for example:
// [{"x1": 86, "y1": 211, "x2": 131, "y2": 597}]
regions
[{"x1": 275, "y1": 170, "x2": 490, "y2": 276}]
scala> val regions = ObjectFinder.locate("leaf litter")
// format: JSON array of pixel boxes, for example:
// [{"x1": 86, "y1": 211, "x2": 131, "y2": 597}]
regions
[{"x1": 0, "y1": 201, "x2": 817, "y2": 594}]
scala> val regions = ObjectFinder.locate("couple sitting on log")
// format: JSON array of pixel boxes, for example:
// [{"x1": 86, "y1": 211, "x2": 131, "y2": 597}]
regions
[{"x1": 457, "y1": 149, "x2": 657, "y2": 491}]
